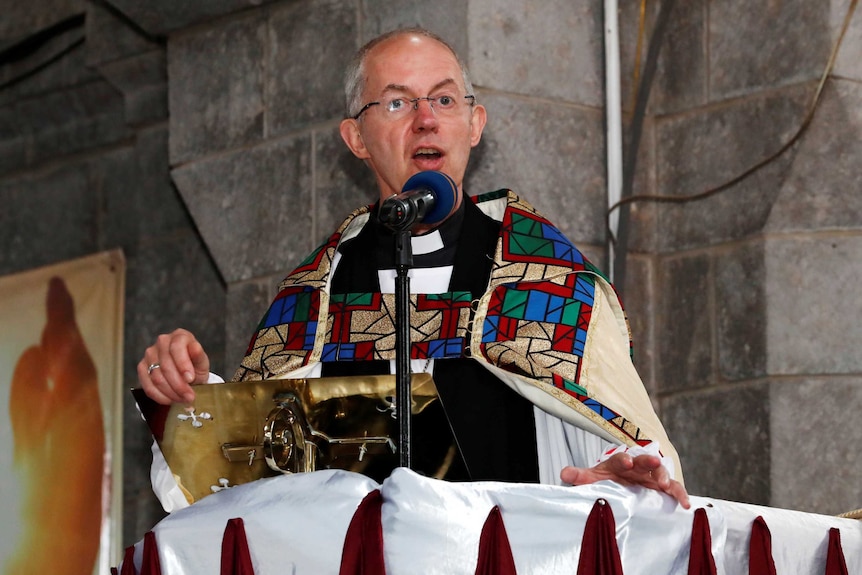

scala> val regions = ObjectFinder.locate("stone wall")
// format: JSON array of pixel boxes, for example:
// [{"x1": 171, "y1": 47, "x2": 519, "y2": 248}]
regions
[
  {"x1": 0, "y1": 0, "x2": 228, "y2": 546},
  {"x1": 624, "y1": 1, "x2": 862, "y2": 513},
  {"x1": 1, "y1": 0, "x2": 859, "y2": 551}
]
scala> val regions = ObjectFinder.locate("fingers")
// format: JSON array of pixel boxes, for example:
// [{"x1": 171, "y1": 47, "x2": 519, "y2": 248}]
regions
[
  {"x1": 186, "y1": 336, "x2": 211, "y2": 382},
  {"x1": 629, "y1": 453, "x2": 665, "y2": 485},
  {"x1": 603, "y1": 452, "x2": 637, "y2": 476},
  {"x1": 138, "y1": 329, "x2": 210, "y2": 405},
  {"x1": 560, "y1": 453, "x2": 633, "y2": 487},
  {"x1": 560, "y1": 465, "x2": 591, "y2": 485},
  {"x1": 623, "y1": 454, "x2": 691, "y2": 509},
  {"x1": 139, "y1": 354, "x2": 188, "y2": 405},
  {"x1": 663, "y1": 478, "x2": 691, "y2": 509},
  {"x1": 560, "y1": 452, "x2": 691, "y2": 509}
]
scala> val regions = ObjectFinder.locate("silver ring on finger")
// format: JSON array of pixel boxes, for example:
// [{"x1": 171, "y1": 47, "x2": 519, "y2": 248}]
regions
[{"x1": 147, "y1": 363, "x2": 160, "y2": 375}]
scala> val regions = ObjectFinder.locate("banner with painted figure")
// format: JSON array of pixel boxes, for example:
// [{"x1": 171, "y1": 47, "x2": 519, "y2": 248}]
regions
[{"x1": 0, "y1": 251, "x2": 125, "y2": 575}]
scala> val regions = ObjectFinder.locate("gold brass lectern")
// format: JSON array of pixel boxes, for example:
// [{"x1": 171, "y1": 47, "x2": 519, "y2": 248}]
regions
[{"x1": 133, "y1": 374, "x2": 451, "y2": 504}]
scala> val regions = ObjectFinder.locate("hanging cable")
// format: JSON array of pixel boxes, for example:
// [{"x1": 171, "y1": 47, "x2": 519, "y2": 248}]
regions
[
  {"x1": 611, "y1": 0, "x2": 677, "y2": 296},
  {"x1": 629, "y1": 0, "x2": 648, "y2": 113},
  {"x1": 609, "y1": 0, "x2": 859, "y2": 225}
]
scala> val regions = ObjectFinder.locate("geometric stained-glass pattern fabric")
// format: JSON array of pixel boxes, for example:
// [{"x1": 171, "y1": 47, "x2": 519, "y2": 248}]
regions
[
  {"x1": 232, "y1": 190, "x2": 653, "y2": 448},
  {"x1": 476, "y1": 197, "x2": 647, "y2": 446},
  {"x1": 481, "y1": 273, "x2": 595, "y2": 390},
  {"x1": 234, "y1": 285, "x2": 321, "y2": 381},
  {"x1": 321, "y1": 291, "x2": 472, "y2": 363},
  {"x1": 502, "y1": 209, "x2": 589, "y2": 268}
]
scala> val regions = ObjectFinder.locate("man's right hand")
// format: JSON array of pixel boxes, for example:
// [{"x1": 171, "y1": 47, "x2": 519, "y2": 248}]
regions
[{"x1": 137, "y1": 328, "x2": 210, "y2": 405}]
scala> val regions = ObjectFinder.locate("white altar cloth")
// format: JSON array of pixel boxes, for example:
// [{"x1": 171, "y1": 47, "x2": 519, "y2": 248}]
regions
[{"x1": 125, "y1": 468, "x2": 862, "y2": 574}]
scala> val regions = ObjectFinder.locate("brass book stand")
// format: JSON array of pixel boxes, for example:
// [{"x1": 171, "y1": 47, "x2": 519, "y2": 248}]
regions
[{"x1": 133, "y1": 374, "x2": 447, "y2": 504}]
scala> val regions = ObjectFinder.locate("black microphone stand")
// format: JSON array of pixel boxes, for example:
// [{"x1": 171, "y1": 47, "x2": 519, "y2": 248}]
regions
[
  {"x1": 393, "y1": 227, "x2": 413, "y2": 468},
  {"x1": 381, "y1": 171, "x2": 455, "y2": 469}
]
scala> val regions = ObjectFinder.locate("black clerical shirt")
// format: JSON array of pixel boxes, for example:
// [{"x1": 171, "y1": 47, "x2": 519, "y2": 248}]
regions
[{"x1": 323, "y1": 195, "x2": 540, "y2": 483}]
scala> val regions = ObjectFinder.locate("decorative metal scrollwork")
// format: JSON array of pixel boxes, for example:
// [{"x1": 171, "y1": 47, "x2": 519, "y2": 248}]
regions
[
  {"x1": 263, "y1": 393, "x2": 315, "y2": 474},
  {"x1": 262, "y1": 392, "x2": 396, "y2": 475}
]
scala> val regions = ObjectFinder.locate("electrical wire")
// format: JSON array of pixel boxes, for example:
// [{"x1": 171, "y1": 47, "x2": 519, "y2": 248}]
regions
[
  {"x1": 629, "y1": 0, "x2": 648, "y2": 113},
  {"x1": 611, "y1": 0, "x2": 677, "y2": 293},
  {"x1": 608, "y1": 0, "x2": 859, "y2": 216}
]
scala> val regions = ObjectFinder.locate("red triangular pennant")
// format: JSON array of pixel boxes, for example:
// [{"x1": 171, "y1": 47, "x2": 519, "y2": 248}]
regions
[
  {"x1": 748, "y1": 515, "x2": 776, "y2": 575},
  {"x1": 140, "y1": 531, "x2": 162, "y2": 575},
  {"x1": 687, "y1": 508, "x2": 717, "y2": 575},
  {"x1": 577, "y1": 498, "x2": 623, "y2": 575},
  {"x1": 825, "y1": 527, "x2": 849, "y2": 575},
  {"x1": 119, "y1": 545, "x2": 137, "y2": 575},
  {"x1": 221, "y1": 517, "x2": 256, "y2": 575},
  {"x1": 474, "y1": 506, "x2": 517, "y2": 575},
  {"x1": 339, "y1": 489, "x2": 385, "y2": 575}
]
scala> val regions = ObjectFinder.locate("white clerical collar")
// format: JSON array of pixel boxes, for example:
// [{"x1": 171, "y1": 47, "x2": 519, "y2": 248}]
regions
[{"x1": 410, "y1": 230, "x2": 444, "y2": 255}]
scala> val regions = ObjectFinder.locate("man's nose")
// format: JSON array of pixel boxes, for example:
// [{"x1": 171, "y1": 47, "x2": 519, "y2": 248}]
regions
[{"x1": 412, "y1": 98, "x2": 438, "y2": 130}]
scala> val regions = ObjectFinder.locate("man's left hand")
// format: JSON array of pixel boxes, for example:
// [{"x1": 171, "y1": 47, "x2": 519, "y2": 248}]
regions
[{"x1": 560, "y1": 452, "x2": 691, "y2": 509}]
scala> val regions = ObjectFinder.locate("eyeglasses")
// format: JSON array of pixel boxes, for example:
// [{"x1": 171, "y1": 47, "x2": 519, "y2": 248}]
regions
[{"x1": 352, "y1": 94, "x2": 475, "y2": 120}]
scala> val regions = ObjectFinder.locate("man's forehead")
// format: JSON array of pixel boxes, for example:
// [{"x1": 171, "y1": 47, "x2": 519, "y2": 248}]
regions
[
  {"x1": 380, "y1": 78, "x2": 458, "y2": 95},
  {"x1": 369, "y1": 31, "x2": 451, "y2": 56},
  {"x1": 364, "y1": 34, "x2": 463, "y2": 91}
]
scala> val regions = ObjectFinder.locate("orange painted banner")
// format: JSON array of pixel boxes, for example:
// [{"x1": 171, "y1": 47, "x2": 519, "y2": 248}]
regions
[{"x1": 0, "y1": 250, "x2": 125, "y2": 575}]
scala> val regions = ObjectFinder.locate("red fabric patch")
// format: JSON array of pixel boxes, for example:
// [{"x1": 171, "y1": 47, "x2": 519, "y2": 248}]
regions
[
  {"x1": 354, "y1": 340, "x2": 376, "y2": 361},
  {"x1": 552, "y1": 323, "x2": 576, "y2": 352},
  {"x1": 826, "y1": 527, "x2": 849, "y2": 575},
  {"x1": 221, "y1": 517, "x2": 255, "y2": 575},
  {"x1": 748, "y1": 516, "x2": 776, "y2": 575},
  {"x1": 140, "y1": 531, "x2": 162, "y2": 575},
  {"x1": 339, "y1": 490, "x2": 385, "y2": 575},
  {"x1": 474, "y1": 506, "x2": 517, "y2": 575},
  {"x1": 285, "y1": 321, "x2": 312, "y2": 348},
  {"x1": 687, "y1": 508, "x2": 717, "y2": 575},
  {"x1": 119, "y1": 545, "x2": 137, "y2": 575},
  {"x1": 577, "y1": 499, "x2": 623, "y2": 575},
  {"x1": 497, "y1": 316, "x2": 519, "y2": 341},
  {"x1": 524, "y1": 279, "x2": 574, "y2": 299}
]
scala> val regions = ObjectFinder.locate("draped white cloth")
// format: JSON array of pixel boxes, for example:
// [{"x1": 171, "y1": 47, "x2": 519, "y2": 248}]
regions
[{"x1": 125, "y1": 468, "x2": 862, "y2": 574}]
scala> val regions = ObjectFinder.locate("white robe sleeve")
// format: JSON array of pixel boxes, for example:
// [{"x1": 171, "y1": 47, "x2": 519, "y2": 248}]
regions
[
  {"x1": 534, "y1": 406, "x2": 617, "y2": 485},
  {"x1": 149, "y1": 441, "x2": 191, "y2": 513},
  {"x1": 534, "y1": 406, "x2": 675, "y2": 485}
]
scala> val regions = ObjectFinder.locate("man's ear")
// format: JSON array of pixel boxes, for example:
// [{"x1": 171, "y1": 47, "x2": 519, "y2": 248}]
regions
[
  {"x1": 340, "y1": 119, "x2": 371, "y2": 160},
  {"x1": 469, "y1": 104, "x2": 487, "y2": 147}
]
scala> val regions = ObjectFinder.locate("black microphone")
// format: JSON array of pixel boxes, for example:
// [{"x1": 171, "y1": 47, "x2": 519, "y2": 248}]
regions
[{"x1": 379, "y1": 171, "x2": 459, "y2": 231}]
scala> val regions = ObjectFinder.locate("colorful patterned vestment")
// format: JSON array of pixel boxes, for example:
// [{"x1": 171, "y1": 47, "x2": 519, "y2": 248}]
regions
[{"x1": 234, "y1": 190, "x2": 681, "y2": 478}]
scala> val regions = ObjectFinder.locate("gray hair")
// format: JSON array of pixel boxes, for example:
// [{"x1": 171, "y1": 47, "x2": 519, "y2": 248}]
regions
[{"x1": 344, "y1": 27, "x2": 475, "y2": 119}]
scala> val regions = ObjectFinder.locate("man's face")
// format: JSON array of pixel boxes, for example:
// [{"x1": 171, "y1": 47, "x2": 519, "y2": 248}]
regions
[{"x1": 340, "y1": 34, "x2": 487, "y2": 204}]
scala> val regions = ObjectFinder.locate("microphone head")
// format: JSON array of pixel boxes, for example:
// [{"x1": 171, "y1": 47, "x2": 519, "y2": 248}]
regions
[{"x1": 401, "y1": 171, "x2": 459, "y2": 225}]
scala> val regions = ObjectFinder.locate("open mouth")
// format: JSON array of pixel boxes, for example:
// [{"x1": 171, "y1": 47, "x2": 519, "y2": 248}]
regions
[{"x1": 413, "y1": 147, "x2": 443, "y2": 160}]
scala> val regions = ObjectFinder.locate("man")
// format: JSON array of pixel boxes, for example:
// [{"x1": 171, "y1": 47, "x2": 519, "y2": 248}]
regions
[{"x1": 140, "y1": 28, "x2": 689, "y2": 508}]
